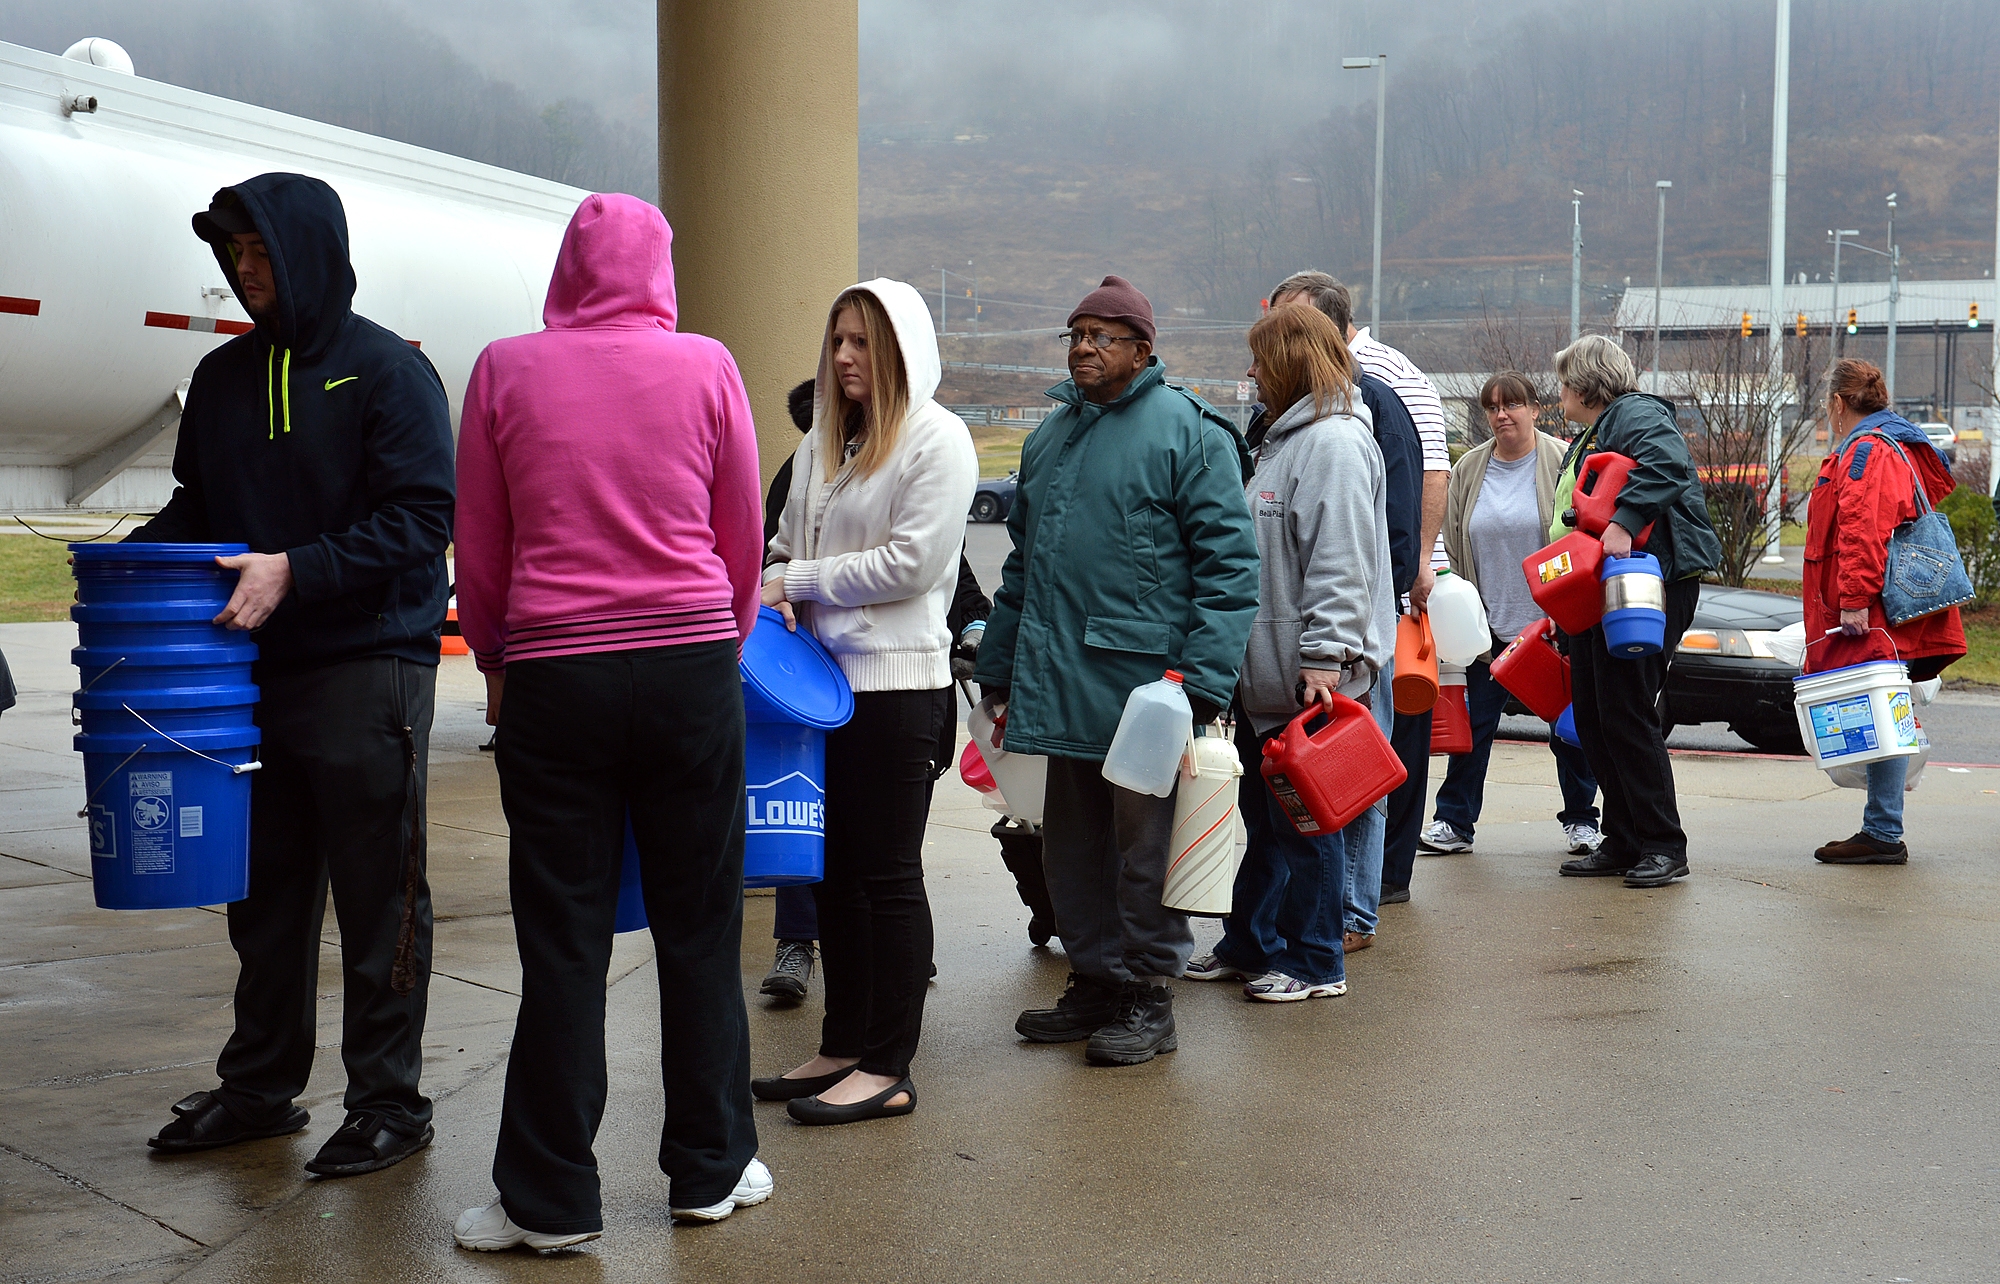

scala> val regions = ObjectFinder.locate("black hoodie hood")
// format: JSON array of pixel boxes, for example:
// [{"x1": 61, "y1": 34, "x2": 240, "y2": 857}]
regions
[{"x1": 199, "y1": 172, "x2": 357, "y2": 360}]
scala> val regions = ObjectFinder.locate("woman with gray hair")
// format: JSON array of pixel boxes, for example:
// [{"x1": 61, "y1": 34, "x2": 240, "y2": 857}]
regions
[{"x1": 1548, "y1": 336, "x2": 1721, "y2": 889}]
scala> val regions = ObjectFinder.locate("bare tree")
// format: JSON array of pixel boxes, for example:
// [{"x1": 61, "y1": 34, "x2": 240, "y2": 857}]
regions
[
  {"x1": 1466, "y1": 297, "x2": 1577, "y2": 444},
  {"x1": 1664, "y1": 331, "x2": 1825, "y2": 587}
]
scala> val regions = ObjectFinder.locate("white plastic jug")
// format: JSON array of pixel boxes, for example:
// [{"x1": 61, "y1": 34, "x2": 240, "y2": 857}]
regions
[
  {"x1": 1102, "y1": 670, "x2": 1193, "y2": 798},
  {"x1": 1162, "y1": 727, "x2": 1245, "y2": 915},
  {"x1": 1426, "y1": 569, "x2": 1491, "y2": 666},
  {"x1": 967, "y1": 702, "x2": 1047, "y2": 825}
]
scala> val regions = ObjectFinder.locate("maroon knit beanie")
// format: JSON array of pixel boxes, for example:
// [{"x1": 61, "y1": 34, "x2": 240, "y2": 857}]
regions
[{"x1": 1068, "y1": 275, "x2": 1156, "y2": 344}]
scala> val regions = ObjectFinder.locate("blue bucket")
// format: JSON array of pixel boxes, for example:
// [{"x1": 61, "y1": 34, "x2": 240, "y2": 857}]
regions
[
  {"x1": 71, "y1": 544, "x2": 261, "y2": 910},
  {"x1": 614, "y1": 813, "x2": 648, "y2": 933},
  {"x1": 1553, "y1": 704, "x2": 1581, "y2": 746},
  {"x1": 738, "y1": 606, "x2": 851, "y2": 888},
  {"x1": 1601, "y1": 553, "x2": 1666, "y2": 658}
]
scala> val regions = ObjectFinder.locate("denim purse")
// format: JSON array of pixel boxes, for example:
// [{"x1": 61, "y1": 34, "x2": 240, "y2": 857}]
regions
[{"x1": 1855, "y1": 432, "x2": 1974, "y2": 625}]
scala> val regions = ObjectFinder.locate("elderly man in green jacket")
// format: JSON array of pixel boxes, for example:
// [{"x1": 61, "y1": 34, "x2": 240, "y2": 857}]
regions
[{"x1": 974, "y1": 275, "x2": 1259, "y2": 1066}]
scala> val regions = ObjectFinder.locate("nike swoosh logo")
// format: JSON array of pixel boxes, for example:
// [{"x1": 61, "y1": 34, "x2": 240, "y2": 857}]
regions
[{"x1": 324, "y1": 377, "x2": 358, "y2": 391}]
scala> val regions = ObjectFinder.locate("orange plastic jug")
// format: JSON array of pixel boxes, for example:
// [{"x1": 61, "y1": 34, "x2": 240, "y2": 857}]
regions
[
  {"x1": 1429, "y1": 670, "x2": 1473, "y2": 755},
  {"x1": 1523, "y1": 530, "x2": 1606, "y2": 635},
  {"x1": 1571, "y1": 452, "x2": 1654, "y2": 549},
  {"x1": 1392, "y1": 613, "x2": 1440, "y2": 715},
  {"x1": 1489, "y1": 617, "x2": 1571, "y2": 723},
  {"x1": 1261, "y1": 696, "x2": 1409, "y2": 836}
]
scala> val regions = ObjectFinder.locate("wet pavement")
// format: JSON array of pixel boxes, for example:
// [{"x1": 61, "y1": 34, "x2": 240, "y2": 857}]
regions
[{"x1": 3, "y1": 617, "x2": 1998, "y2": 1283}]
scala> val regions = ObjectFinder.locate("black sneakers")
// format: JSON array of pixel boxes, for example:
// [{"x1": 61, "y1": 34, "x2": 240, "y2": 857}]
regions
[
  {"x1": 1084, "y1": 981, "x2": 1177, "y2": 1067},
  {"x1": 760, "y1": 939, "x2": 814, "y2": 1003},
  {"x1": 1014, "y1": 972, "x2": 1121, "y2": 1043}
]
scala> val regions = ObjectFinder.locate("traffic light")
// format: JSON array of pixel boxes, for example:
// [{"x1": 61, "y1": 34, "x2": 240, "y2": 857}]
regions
[
  {"x1": 1741, "y1": 311, "x2": 1753, "y2": 338},
  {"x1": 1847, "y1": 308, "x2": 1859, "y2": 335},
  {"x1": 1796, "y1": 312, "x2": 1808, "y2": 337},
  {"x1": 1972, "y1": 303, "x2": 1982, "y2": 330}
]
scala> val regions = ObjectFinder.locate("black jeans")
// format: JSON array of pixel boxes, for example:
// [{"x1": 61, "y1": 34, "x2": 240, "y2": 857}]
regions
[
  {"x1": 814, "y1": 687, "x2": 950, "y2": 1079},
  {"x1": 1379, "y1": 707, "x2": 1434, "y2": 896},
  {"x1": 217, "y1": 657, "x2": 434, "y2": 1133},
  {"x1": 1568, "y1": 578, "x2": 1701, "y2": 863},
  {"x1": 492, "y1": 642, "x2": 755, "y2": 1233}
]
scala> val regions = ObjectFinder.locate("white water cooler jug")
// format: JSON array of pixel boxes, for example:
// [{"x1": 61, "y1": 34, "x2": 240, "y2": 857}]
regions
[{"x1": 1162, "y1": 726, "x2": 1245, "y2": 915}]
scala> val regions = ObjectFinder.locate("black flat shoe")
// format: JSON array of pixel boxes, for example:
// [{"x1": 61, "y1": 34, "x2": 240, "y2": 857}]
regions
[
  {"x1": 1622, "y1": 853, "x2": 1690, "y2": 888},
  {"x1": 304, "y1": 1112, "x2": 433, "y2": 1177},
  {"x1": 787, "y1": 1077, "x2": 916, "y2": 1126},
  {"x1": 1559, "y1": 850, "x2": 1636, "y2": 877},
  {"x1": 751, "y1": 1065, "x2": 855, "y2": 1102},
  {"x1": 147, "y1": 1091, "x2": 310, "y2": 1154}
]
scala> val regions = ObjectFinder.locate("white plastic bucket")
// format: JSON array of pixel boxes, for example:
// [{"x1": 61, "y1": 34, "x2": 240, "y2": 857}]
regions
[
  {"x1": 1826, "y1": 717, "x2": 1929, "y2": 791},
  {"x1": 1793, "y1": 660, "x2": 1921, "y2": 770},
  {"x1": 966, "y1": 703, "x2": 1047, "y2": 825},
  {"x1": 1162, "y1": 728, "x2": 1244, "y2": 915}
]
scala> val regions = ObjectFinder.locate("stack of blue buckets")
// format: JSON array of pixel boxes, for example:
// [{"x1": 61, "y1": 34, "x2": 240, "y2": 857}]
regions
[
  {"x1": 614, "y1": 604, "x2": 853, "y2": 931},
  {"x1": 70, "y1": 544, "x2": 261, "y2": 910}
]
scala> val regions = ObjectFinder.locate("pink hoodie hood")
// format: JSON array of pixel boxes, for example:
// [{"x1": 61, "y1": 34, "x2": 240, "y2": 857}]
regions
[{"x1": 542, "y1": 193, "x2": 677, "y2": 331}]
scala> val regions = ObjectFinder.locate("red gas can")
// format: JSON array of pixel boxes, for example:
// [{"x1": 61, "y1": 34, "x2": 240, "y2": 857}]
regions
[
  {"x1": 1523, "y1": 530, "x2": 1606, "y2": 635},
  {"x1": 1261, "y1": 696, "x2": 1408, "y2": 836},
  {"x1": 1489, "y1": 617, "x2": 1572, "y2": 723},
  {"x1": 1571, "y1": 452, "x2": 1654, "y2": 549},
  {"x1": 1429, "y1": 670, "x2": 1473, "y2": 755}
]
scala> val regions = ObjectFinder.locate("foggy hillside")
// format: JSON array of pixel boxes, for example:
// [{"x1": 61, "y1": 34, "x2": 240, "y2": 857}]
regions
[{"x1": 8, "y1": 0, "x2": 1996, "y2": 354}]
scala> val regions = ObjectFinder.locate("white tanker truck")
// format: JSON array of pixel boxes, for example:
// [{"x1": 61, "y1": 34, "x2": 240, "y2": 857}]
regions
[{"x1": 0, "y1": 37, "x2": 588, "y2": 512}]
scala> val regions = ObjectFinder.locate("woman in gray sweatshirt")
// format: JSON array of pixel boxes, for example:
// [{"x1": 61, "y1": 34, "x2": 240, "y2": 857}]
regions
[{"x1": 1184, "y1": 304, "x2": 1394, "y2": 1003}]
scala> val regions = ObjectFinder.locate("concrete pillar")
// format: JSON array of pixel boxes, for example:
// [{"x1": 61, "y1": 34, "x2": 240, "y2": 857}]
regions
[{"x1": 659, "y1": 1, "x2": 858, "y2": 482}]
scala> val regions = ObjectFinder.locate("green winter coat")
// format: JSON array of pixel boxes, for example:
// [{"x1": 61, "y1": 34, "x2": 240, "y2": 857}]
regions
[{"x1": 973, "y1": 359, "x2": 1260, "y2": 760}]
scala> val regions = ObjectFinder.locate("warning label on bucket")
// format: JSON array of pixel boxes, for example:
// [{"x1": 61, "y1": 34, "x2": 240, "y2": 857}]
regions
[
  {"x1": 1808, "y1": 695, "x2": 1879, "y2": 759},
  {"x1": 129, "y1": 771, "x2": 175, "y2": 875}
]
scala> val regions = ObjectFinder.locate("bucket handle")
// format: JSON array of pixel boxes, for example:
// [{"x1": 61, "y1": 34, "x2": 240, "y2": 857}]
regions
[
  {"x1": 71, "y1": 656, "x2": 130, "y2": 725},
  {"x1": 116, "y1": 703, "x2": 262, "y2": 776},
  {"x1": 1805, "y1": 626, "x2": 1903, "y2": 664},
  {"x1": 77, "y1": 743, "x2": 152, "y2": 818}
]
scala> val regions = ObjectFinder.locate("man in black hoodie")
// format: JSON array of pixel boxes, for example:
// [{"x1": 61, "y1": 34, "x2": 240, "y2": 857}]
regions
[{"x1": 133, "y1": 174, "x2": 455, "y2": 1178}]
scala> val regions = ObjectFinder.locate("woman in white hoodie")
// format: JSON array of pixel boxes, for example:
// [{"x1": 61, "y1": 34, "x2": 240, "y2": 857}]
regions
[{"x1": 753, "y1": 279, "x2": 978, "y2": 1124}]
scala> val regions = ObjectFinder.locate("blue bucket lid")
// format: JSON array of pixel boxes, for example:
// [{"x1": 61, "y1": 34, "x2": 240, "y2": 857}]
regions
[
  {"x1": 1602, "y1": 552, "x2": 1662, "y2": 577},
  {"x1": 740, "y1": 605, "x2": 854, "y2": 729},
  {"x1": 74, "y1": 642, "x2": 260, "y2": 667},
  {"x1": 75, "y1": 684, "x2": 258, "y2": 710},
  {"x1": 70, "y1": 542, "x2": 250, "y2": 565}
]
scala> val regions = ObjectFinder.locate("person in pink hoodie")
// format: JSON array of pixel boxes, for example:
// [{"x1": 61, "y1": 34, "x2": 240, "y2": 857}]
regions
[{"x1": 450, "y1": 194, "x2": 769, "y2": 1251}]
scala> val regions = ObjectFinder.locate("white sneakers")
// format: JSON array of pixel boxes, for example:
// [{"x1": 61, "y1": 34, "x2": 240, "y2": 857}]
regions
[
  {"x1": 1243, "y1": 971, "x2": 1347, "y2": 1002},
  {"x1": 1417, "y1": 820, "x2": 1472, "y2": 854},
  {"x1": 669, "y1": 1157, "x2": 774, "y2": 1224},
  {"x1": 452, "y1": 1200, "x2": 600, "y2": 1253},
  {"x1": 1563, "y1": 822, "x2": 1605, "y2": 855},
  {"x1": 1183, "y1": 951, "x2": 1261, "y2": 982},
  {"x1": 454, "y1": 1157, "x2": 773, "y2": 1251}
]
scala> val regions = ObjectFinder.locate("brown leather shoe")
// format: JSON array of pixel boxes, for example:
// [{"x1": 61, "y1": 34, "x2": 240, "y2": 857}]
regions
[
  {"x1": 1342, "y1": 931, "x2": 1374, "y2": 953},
  {"x1": 1814, "y1": 832, "x2": 1908, "y2": 865}
]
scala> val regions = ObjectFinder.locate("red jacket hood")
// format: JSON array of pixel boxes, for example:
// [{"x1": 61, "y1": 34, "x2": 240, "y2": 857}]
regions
[{"x1": 543, "y1": 193, "x2": 677, "y2": 331}]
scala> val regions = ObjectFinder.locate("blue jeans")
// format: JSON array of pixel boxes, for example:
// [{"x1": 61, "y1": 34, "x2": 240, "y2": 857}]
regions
[
  {"x1": 1432, "y1": 659, "x2": 1599, "y2": 839},
  {"x1": 1343, "y1": 668, "x2": 1392, "y2": 936},
  {"x1": 1861, "y1": 755, "x2": 1908, "y2": 842},
  {"x1": 1217, "y1": 720, "x2": 1356, "y2": 987}
]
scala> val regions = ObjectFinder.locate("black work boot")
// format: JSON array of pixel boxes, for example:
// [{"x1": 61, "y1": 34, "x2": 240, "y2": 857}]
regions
[
  {"x1": 992, "y1": 818, "x2": 1056, "y2": 946},
  {"x1": 1085, "y1": 980, "x2": 1177, "y2": 1066},
  {"x1": 1015, "y1": 972, "x2": 1121, "y2": 1043}
]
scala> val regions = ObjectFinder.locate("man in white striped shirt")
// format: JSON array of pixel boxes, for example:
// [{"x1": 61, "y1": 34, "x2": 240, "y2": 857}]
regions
[{"x1": 1269, "y1": 272, "x2": 1450, "y2": 922}]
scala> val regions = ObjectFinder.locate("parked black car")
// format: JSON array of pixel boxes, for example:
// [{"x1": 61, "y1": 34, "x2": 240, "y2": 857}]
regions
[
  {"x1": 970, "y1": 473, "x2": 1017, "y2": 523},
  {"x1": 1662, "y1": 584, "x2": 1805, "y2": 754}
]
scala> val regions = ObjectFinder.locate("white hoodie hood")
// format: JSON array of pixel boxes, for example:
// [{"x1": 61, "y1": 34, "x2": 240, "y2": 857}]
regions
[{"x1": 818, "y1": 277, "x2": 942, "y2": 411}]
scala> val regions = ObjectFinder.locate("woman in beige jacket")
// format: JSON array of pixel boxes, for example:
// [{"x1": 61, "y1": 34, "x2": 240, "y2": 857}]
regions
[{"x1": 1419, "y1": 372, "x2": 1602, "y2": 858}]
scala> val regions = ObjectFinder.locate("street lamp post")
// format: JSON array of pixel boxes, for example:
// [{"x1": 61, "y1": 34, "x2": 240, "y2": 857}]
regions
[
  {"x1": 1760, "y1": 0, "x2": 1790, "y2": 564},
  {"x1": 1885, "y1": 193, "x2": 1900, "y2": 406},
  {"x1": 1570, "y1": 190, "x2": 1583, "y2": 344},
  {"x1": 1828, "y1": 228, "x2": 1858, "y2": 373},
  {"x1": 1342, "y1": 54, "x2": 1387, "y2": 335},
  {"x1": 1651, "y1": 180, "x2": 1672, "y2": 388}
]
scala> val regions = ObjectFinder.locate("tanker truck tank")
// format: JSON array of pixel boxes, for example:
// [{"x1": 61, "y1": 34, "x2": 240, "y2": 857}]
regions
[{"x1": 0, "y1": 37, "x2": 589, "y2": 512}]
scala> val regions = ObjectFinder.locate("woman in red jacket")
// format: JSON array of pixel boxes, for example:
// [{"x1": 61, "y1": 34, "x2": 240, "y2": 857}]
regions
[{"x1": 1802, "y1": 358, "x2": 1966, "y2": 865}]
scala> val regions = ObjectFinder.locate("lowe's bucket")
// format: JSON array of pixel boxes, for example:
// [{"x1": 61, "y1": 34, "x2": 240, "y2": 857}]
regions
[
  {"x1": 1793, "y1": 659, "x2": 1920, "y2": 771},
  {"x1": 70, "y1": 543, "x2": 261, "y2": 910},
  {"x1": 738, "y1": 605, "x2": 852, "y2": 887},
  {"x1": 615, "y1": 814, "x2": 648, "y2": 933}
]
